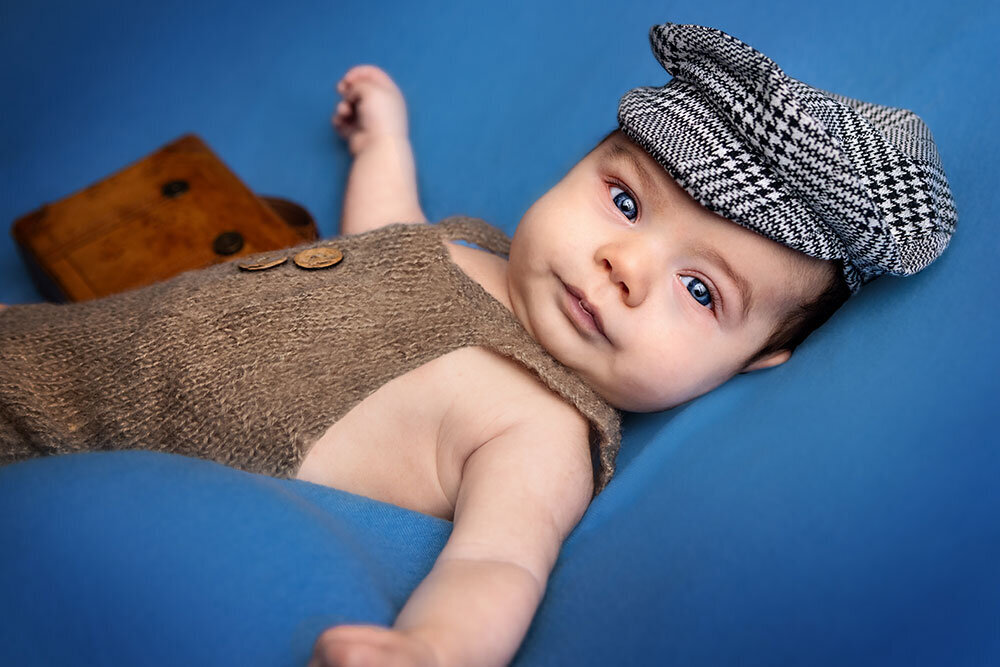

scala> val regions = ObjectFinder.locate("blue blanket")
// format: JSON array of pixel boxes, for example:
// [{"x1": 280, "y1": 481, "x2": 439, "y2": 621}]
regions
[{"x1": 2, "y1": 0, "x2": 997, "y2": 664}]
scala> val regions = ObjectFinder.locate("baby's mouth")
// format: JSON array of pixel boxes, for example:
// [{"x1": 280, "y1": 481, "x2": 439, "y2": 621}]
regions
[{"x1": 562, "y1": 280, "x2": 609, "y2": 343}]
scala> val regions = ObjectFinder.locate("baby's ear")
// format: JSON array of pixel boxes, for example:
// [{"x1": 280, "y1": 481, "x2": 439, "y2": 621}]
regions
[{"x1": 740, "y1": 349, "x2": 792, "y2": 374}]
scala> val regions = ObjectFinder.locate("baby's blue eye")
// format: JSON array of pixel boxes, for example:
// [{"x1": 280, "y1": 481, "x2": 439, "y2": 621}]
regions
[
  {"x1": 680, "y1": 275, "x2": 713, "y2": 309},
  {"x1": 610, "y1": 185, "x2": 637, "y2": 221}
]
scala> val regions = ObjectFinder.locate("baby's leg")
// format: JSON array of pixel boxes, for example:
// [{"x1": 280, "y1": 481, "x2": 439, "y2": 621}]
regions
[{"x1": 332, "y1": 65, "x2": 427, "y2": 235}]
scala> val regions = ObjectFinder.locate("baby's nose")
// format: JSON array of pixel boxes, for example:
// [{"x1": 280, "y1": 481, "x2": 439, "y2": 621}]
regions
[{"x1": 601, "y1": 249, "x2": 651, "y2": 307}]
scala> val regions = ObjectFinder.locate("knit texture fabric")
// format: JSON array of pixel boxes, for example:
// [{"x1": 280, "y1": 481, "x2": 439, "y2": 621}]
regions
[{"x1": 0, "y1": 216, "x2": 622, "y2": 496}]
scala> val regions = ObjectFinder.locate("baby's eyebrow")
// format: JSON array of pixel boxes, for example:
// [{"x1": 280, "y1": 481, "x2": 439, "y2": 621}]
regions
[
  {"x1": 603, "y1": 139, "x2": 662, "y2": 203},
  {"x1": 694, "y1": 245, "x2": 755, "y2": 322}
]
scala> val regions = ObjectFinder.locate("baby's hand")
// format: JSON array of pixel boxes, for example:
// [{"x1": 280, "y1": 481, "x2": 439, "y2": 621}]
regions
[
  {"x1": 309, "y1": 624, "x2": 439, "y2": 667},
  {"x1": 332, "y1": 65, "x2": 410, "y2": 156}
]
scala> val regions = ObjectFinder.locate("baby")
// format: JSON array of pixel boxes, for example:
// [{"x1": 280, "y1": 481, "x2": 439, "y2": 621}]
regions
[{"x1": 0, "y1": 23, "x2": 956, "y2": 667}]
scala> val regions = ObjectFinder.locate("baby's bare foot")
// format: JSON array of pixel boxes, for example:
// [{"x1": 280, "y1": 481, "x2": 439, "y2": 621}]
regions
[{"x1": 332, "y1": 64, "x2": 410, "y2": 156}]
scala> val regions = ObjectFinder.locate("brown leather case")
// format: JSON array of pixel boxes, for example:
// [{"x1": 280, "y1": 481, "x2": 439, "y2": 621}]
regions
[{"x1": 10, "y1": 133, "x2": 319, "y2": 302}]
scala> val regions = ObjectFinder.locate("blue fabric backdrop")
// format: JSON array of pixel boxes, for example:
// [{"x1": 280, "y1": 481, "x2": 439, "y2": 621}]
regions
[{"x1": 1, "y1": 0, "x2": 998, "y2": 665}]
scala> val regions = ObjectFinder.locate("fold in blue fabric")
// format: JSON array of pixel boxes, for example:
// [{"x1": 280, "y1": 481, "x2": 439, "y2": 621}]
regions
[{"x1": 0, "y1": 451, "x2": 451, "y2": 666}]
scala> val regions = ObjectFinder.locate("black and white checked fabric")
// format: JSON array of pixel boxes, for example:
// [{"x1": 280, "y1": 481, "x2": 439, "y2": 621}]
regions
[{"x1": 617, "y1": 23, "x2": 958, "y2": 293}]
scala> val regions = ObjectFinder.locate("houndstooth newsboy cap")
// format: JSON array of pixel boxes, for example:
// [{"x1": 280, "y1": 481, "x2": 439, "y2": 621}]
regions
[{"x1": 617, "y1": 23, "x2": 958, "y2": 294}]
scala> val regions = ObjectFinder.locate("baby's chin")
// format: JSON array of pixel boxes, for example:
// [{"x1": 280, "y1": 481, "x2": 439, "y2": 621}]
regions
[
  {"x1": 596, "y1": 372, "x2": 724, "y2": 413},
  {"x1": 518, "y1": 307, "x2": 694, "y2": 412},
  {"x1": 610, "y1": 391, "x2": 699, "y2": 414},
  {"x1": 583, "y1": 374, "x2": 674, "y2": 413},
  {"x1": 604, "y1": 393, "x2": 676, "y2": 414}
]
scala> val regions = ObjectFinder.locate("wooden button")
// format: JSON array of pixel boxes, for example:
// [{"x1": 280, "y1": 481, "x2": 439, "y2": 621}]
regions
[
  {"x1": 293, "y1": 245, "x2": 343, "y2": 269},
  {"x1": 237, "y1": 254, "x2": 288, "y2": 271}
]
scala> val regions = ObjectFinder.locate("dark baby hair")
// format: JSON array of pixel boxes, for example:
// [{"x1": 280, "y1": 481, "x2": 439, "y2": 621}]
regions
[{"x1": 742, "y1": 266, "x2": 851, "y2": 370}]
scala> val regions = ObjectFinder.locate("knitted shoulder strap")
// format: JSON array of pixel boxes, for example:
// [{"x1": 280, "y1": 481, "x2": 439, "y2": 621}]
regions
[
  {"x1": 427, "y1": 214, "x2": 621, "y2": 497},
  {"x1": 434, "y1": 216, "x2": 511, "y2": 257}
]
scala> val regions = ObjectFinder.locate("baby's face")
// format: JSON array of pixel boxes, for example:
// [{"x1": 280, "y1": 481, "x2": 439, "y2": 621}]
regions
[{"x1": 506, "y1": 131, "x2": 832, "y2": 412}]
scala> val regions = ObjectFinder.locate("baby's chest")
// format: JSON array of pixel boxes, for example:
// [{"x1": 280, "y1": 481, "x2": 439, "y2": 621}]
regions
[{"x1": 293, "y1": 344, "x2": 557, "y2": 521}]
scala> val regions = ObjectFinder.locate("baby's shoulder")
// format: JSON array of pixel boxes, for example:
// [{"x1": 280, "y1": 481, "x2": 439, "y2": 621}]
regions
[
  {"x1": 434, "y1": 344, "x2": 591, "y2": 482},
  {"x1": 444, "y1": 344, "x2": 588, "y2": 432},
  {"x1": 438, "y1": 346, "x2": 595, "y2": 519}
]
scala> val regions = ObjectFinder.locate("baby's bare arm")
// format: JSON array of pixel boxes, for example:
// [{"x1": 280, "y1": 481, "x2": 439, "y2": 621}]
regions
[
  {"x1": 332, "y1": 65, "x2": 427, "y2": 235},
  {"x1": 396, "y1": 413, "x2": 593, "y2": 666},
  {"x1": 311, "y1": 411, "x2": 594, "y2": 667},
  {"x1": 340, "y1": 135, "x2": 427, "y2": 235}
]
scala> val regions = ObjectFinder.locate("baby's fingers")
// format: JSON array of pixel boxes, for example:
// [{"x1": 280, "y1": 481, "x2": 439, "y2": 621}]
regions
[
  {"x1": 331, "y1": 100, "x2": 355, "y2": 129},
  {"x1": 336, "y1": 78, "x2": 362, "y2": 104},
  {"x1": 336, "y1": 100, "x2": 353, "y2": 116}
]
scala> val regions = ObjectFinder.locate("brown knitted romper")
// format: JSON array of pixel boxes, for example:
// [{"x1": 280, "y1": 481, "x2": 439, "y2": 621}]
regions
[{"x1": 0, "y1": 216, "x2": 621, "y2": 496}]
